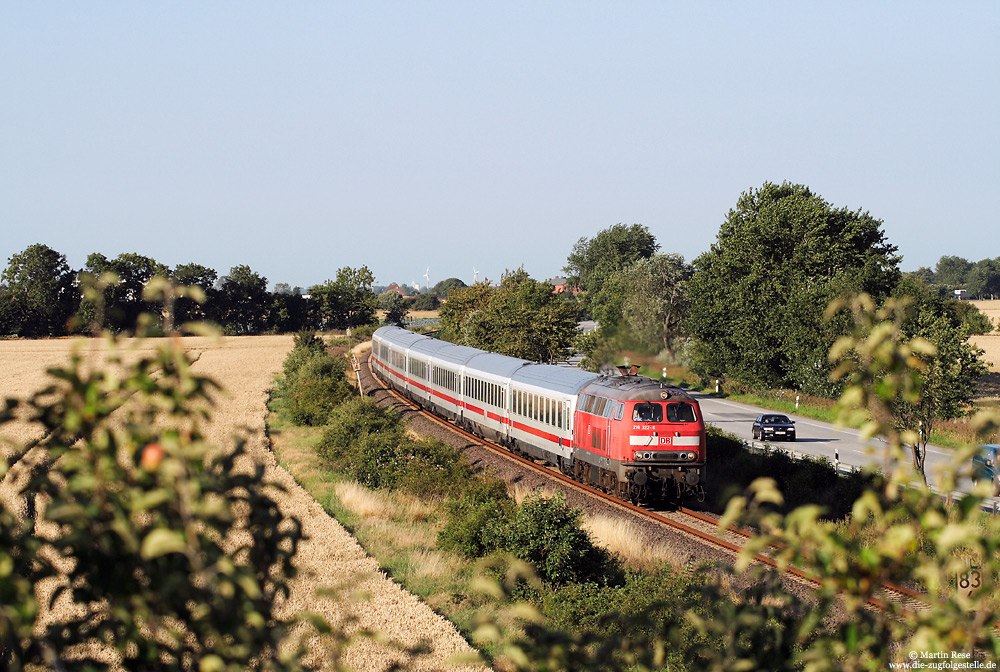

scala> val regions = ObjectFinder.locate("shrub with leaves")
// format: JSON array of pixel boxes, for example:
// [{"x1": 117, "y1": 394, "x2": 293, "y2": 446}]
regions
[
  {"x1": 281, "y1": 348, "x2": 355, "y2": 426},
  {"x1": 317, "y1": 397, "x2": 406, "y2": 464},
  {"x1": 441, "y1": 486, "x2": 619, "y2": 587},
  {"x1": 0, "y1": 336, "x2": 316, "y2": 671},
  {"x1": 500, "y1": 491, "x2": 621, "y2": 586},
  {"x1": 282, "y1": 330, "x2": 329, "y2": 379},
  {"x1": 438, "y1": 478, "x2": 515, "y2": 558}
]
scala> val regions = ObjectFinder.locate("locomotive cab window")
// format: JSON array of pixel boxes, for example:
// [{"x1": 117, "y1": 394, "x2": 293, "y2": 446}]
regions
[
  {"x1": 666, "y1": 402, "x2": 697, "y2": 423},
  {"x1": 633, "y1": 402, "x2": 662, "y2": 423}
]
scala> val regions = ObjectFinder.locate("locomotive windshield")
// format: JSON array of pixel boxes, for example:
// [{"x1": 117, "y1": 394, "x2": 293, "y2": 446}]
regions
[
  {"x1": 633, "y1": 402, "x2": 662, "y2": 422},
  {"x1": 666, "y1": 402, "x2": 697, "y2": 423},
  {"x1": 632, "y1": 401, "x2": 697, "y2": 423}
]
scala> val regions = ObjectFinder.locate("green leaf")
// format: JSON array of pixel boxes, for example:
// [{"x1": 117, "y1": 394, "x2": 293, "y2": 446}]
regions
[{"x1": 140, "y1": 528, "x2": 187, "y2": 559}]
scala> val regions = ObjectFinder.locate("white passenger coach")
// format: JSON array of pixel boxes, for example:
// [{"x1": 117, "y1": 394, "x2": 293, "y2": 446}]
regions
[{"x1": 370, "y1": 326, "x2": 599, "y2": 470}]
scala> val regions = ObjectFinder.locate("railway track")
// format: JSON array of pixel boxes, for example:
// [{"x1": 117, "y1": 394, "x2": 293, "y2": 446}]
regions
[{"x1": 360, "y1": 350, "x2": 927, "y2": 614}]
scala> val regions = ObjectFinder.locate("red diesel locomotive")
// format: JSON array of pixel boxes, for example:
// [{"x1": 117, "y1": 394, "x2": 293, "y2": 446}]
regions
[{"x1": 371, "y1": 326, "x2": 706, "y2": 502}]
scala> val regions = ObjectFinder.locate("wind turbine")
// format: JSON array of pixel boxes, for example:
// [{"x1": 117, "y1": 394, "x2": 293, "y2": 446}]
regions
[
  {"x1": 473, "y1": 267, "x2": 479, "y2": 283},
  {"x1": 423, "y1": 267, "x2": 430, "y2": 292}
]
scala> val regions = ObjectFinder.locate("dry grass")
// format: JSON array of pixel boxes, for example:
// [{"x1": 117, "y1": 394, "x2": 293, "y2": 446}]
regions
[
  {"x1": 336, "y1": 481, "x2": 394, "y2": 518},
  {"x1": 0, "y1": 334, "x2": 482, "y2": 671},
  {"x1": 510, "y1": 481, "x2": 560, "y2": 506},
  {"x1": 583, "y1": 514, "x2": 692, "y2": 569}
]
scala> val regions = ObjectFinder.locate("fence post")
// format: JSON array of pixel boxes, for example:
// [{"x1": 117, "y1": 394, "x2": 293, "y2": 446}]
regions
[{"x1": 352, "y1": 354, "x2": 363, "y2": 396}]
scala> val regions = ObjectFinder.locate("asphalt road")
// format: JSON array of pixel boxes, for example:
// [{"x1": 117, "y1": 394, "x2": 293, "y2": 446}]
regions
[{"x1": 692, "y1": 391, "x2": 979, "y2": 495}]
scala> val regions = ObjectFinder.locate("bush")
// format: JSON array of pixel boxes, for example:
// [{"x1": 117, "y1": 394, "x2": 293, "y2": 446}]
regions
[
  {"x1": 438, "y1": 478, "x2": 515, "y2": 558},
  {"x1": 349, "y1": 432, "x2": 408, "y2": 489},
  {"x1": 282, "y1": 350, "x2": 355, "y2": 426},
  {"x1": 500, "y1": 491, "x2": 621, "y2": 586},
  {"x1": 318, "y1": 397, "x2": 406, "y2": 464},
  {"x1": 539, "y1": 565, "x2": 706, "y2": 646},
  {"x1": 351, "y1": 323, "x2": 376, "y2": 341},
  {"x1": 397, "y1": 437, "x2": 474, "y2": 498}
]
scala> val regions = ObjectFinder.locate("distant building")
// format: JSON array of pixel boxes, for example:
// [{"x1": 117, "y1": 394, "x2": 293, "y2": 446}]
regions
[
  {"x1": 549, "y1": 276, "x2": 579, "y2": 295},
  {"x1": 383, "y1": 282, "x2": 413, "y2": 299},
  {"x1": 955, "y1": 289, "x2": 968, "y2": 300}
]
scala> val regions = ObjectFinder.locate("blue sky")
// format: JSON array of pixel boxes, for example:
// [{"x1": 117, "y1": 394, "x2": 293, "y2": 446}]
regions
[{"x1": 2, "y1": 3, "x2": 997, "y2": 290}]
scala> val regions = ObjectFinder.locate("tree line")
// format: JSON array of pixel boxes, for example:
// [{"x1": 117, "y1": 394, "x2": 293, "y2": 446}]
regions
[
  {"x1": 912, "y1": 254, "x2": 1000, "y2": 299},
  {"x1": 0, "y1": 246, "x2": 377, "y2": 337}
]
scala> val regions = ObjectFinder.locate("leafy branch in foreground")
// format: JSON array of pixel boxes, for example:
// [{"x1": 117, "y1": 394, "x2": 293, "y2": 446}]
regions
[{"x1": 0, "y1": 334, "x2": 322, "y2": 671}]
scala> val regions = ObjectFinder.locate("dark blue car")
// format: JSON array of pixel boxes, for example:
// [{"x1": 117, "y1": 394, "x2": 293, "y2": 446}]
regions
[
  {"x1": 752, "y1": 414, "x2": 796, "y2": 442},
  {"x1": 973, "y1": 444, "x2": 1000, "y2": 497}
]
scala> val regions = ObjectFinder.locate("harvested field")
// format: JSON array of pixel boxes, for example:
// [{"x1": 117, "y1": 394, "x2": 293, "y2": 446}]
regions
[
  {"x1": 971, "y1": 334, "x2": 1000, "y2": 373},
  {"x1": 971, "y1": 300, "x2": 1000, "y2": 333},
  {"x1": 0, "y1": 335, "x2": 481, "y2": 671}
]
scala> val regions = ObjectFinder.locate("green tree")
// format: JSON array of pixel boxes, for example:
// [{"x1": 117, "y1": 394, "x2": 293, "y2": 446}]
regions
[
  {"x1": 909, "y1": 266, "x2": 936, "y2": 286},
  {"x1": 0, "y1": 243, "x2": 78, "y2": 336},
  {"x1": 410, "y1": 292, "x2": 440, "y2": 311},
  {"x1": 269, "y1": 292, "x2": 310, "y2": 333},
  {"x1": 432, "y1": 277, "x2": 467, "y2": 298},
  {"x1": 81, "y1": 252, "x2": 170, "y2": 333},
  {"x1": 890, "y1": 300, "x2": 990, "y2": 481},
  {"x1": 381, "y1": 293, "x2": 410, "y2": 327},
  {"x1": 440, "y1": 269, "x2": 579, "y2": 362},
  {"x1": 686, "y1": 181, "x2": 901, "y2": 394},
  {"x1": 212, "y1": 264, "x2": 269, "y2": 335},
  {"x1": 171, "y1": 262, "x2": 217, "y2": 325},
  {"x1": 564, "y1": 224, "x2": 659, "y2": 326},
  {"x1": 966, "y1": 257, "x2": 1000, "y2": 299},
  {"x1": 934, "y1": 255, "x2": 972, "y2": 289},
  {"x1": 618, "y1": 253, "x2": 692, "y2": 353},
  {"x1": 309, "y1": 266, "x2": 377, "y2": 335}
]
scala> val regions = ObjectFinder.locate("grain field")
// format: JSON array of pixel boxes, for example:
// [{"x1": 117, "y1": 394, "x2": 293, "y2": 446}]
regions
[
  {"x1": 0, "y1": 335, "x2": 482, "y2": 671},
  {"x1": 971, "y1": 300, "x2": 1000, "y2": 333},
  {"x1": 972, "y1": 334, "x2": 1000, "y2": 373}
]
